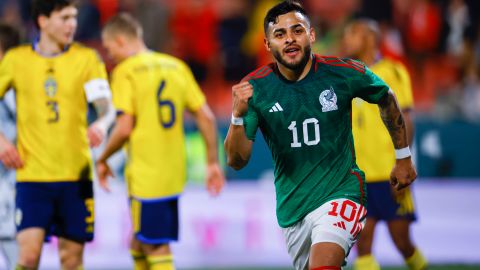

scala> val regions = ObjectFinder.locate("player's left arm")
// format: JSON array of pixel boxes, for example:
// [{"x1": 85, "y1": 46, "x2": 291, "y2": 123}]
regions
[
  {"x1": 84, "y1": 52, "x2": 116, "y2": 147},
  {"x1": 402, "y1": 108, "x2": 414, "y2": 146},
  {"x1": 88, "y1": 96, "x2": 116, "y2": 147},
  {"x1": 377, "y1": 90, "x2": 417, "y2": 190},
  {"x1": 190, "y1": 104, "x2": 225, "y2": 196}
]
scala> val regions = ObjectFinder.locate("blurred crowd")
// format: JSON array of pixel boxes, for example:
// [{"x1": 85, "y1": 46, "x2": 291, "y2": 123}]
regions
[{"x1": 1, "y1": 0, "x2": 479, "y2": 120}]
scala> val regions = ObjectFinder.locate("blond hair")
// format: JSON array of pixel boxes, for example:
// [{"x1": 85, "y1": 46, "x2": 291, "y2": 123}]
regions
[{"x1": 103, "y1": 12, "x2": 143, "y2": 39}]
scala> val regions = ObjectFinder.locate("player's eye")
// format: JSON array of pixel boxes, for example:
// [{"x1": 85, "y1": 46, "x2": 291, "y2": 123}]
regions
[
  {"x1": 62, "y1": 15, "x2": 77, "y2": 22},
  {"x1": 294, "y1": 28, "x2": 304, "y2": 34},
  {"x1": 274, "y1": 32, "x2": 284, "y2": 38}
]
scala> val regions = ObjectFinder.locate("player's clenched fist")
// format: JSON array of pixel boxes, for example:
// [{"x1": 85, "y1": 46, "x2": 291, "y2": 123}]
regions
[
  {"x1": 232, "y1": 81, "x2": 254, "y2": 117},
  {"x1": 390, "y1": 157, "x2": 417, "y2": 191}
]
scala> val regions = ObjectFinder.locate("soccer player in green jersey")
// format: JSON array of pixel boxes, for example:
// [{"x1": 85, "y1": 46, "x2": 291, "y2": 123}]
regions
[{"x1": 224, "y1": 1, "x2": 417, "y2": 270}]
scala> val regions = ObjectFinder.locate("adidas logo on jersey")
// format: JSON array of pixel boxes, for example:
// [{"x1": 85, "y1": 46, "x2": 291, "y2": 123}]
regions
[{"x1": 269, "y1": 102, "x2": 283, "y2": 112}]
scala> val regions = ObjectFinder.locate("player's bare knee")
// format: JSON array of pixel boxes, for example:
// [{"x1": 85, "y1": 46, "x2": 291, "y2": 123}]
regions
[
  {"x1": 18, "y1": 251, "x2": 41, "y2": 269},
  {"x1": 141, "y1": 242, "x2": 171, "y2": 255},
  {"x1": 130, "y1": 237, "x2": 142, "y2": 251},
  {"x1": 59, "y1": 255, "x2": 82, "y2": 270},
  {"x1": 58, "y1": 246, "x2": 83, "y2": 269}
]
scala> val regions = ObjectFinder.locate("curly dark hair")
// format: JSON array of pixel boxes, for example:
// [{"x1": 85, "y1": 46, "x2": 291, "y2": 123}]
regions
[{"x1": 263, "y1": 1, "x2": 310, "y2": 34}]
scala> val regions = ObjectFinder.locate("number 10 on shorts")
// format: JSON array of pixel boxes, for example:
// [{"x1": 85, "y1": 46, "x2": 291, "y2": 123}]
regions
[{"x1": 327, "y1": 199, "x2": 366, "y2": 238}]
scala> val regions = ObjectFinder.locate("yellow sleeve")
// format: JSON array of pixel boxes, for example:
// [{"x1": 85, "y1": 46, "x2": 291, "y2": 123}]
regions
[
  {"x1": 0, "y1": 51, "x2": 15, "y2": 98},
  {"x1": 392, "y1": 63, "x2": 414, "y2": 110},
  {"x1": 111, "y1": 67, "x2": 135, "y2": 115},
  {"x1": 87, "y1": 50, "x2": 108, "y2": 81}
]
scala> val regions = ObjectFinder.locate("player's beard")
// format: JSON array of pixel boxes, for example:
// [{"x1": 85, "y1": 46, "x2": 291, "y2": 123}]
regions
[{"x1": 273, "y1": 44, "x2": 312, "y2": 72}]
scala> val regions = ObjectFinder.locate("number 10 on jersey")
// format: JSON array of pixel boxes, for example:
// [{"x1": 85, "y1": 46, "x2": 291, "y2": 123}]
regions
[{"x1": 288, "y1": 118, "x2": 320, "y2": 148}]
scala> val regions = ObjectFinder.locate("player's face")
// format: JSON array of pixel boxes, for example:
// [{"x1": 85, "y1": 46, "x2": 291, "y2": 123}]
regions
[
  {"x1": 101, "y1": 33, "x2": 123, "y2": 63},
  {"x1": 265, "y1": 11, "x2": 315, "y2": 71},
  {"x1": 41, "y1": 5, "x2": 78, "y2": 46},
  {"x1": 342, "y1": 24, "x2": 366, "y2": 58}
]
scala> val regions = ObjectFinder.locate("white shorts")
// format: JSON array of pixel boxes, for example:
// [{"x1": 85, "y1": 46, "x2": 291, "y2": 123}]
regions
[
  {"x1": 0, "y1": 171, "x2": 16, "y2": 239},
  {"x1": 282, "y1": 198, "x2": 367, "y2": 270}
]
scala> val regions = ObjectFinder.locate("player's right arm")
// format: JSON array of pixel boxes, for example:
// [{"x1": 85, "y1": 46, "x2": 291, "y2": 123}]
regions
[
  {"x1": 96, "y1": 113, "x2": 134, "y2": 192},
  {"x1": 95, "y1": 63, "x2": 134, "y2": 191},
  {"x1": 224, "y1": 81, "x2": 254, "y2": 170},
  {"x1": 0, "y1": 51, "x2": 22, "y2": 169},
  {"x1": 191, "y1": 104, "x2": 225, "y2": 196}
]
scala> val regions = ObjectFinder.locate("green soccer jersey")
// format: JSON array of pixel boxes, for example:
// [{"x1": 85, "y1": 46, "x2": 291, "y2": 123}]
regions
[{"x1": 243, "y1": 55, "x2": 389, "y2": 228}]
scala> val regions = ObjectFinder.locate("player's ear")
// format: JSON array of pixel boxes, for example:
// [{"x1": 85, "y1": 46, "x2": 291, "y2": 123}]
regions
[
  {"x1": 38, "y1": 15, "x2": 49, "y2": 29},
  {"x1": 116, "y1": 35, "x2": 126, "y2": 47},
  {"x1": 309, "y1": 27, "x2": 316, "y2": 43},
  {"x1": 264, "y1": 37, "x2": 271, "y2": 52}
]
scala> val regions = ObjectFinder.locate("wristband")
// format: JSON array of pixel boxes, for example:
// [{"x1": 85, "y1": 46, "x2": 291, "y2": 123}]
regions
[
  {"x1": 231, "y1": 114, "x2": 244, "y2": 126},
  {"x1": 395, "y1": 147, "x2": 411, "y2": 159}
]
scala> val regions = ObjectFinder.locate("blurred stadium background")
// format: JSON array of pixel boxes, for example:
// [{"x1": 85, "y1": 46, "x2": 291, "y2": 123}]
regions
[{"x1": 1, "y1": 0, "x2": 480, "y2": 269}]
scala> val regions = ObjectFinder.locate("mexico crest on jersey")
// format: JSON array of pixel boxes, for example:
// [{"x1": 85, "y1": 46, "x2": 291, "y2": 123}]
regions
[
  {"x1": 44, "y1": 76, "x2": 57, "y2": 97},
  {"x1": 319, "y1": 86, "x2": 338, "y2": 112}
]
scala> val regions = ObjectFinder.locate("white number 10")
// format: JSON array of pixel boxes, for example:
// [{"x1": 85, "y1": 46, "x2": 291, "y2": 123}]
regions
[{"x1": 288, "y1": 118, "x2": 320, "y2": 148}]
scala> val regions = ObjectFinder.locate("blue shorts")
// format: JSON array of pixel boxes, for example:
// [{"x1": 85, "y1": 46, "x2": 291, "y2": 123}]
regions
[
  {"x1": 366, "y1": 181, "x2": 417, "y2": 221},
  {"x1": 15, "y1": 181, "x2": 94, "y2": 242},
  {"x1": 130, "y1": 196, "x2": 179, "y2": 244}
]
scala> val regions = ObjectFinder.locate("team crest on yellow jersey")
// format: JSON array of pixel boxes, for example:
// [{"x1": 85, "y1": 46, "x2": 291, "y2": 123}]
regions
[{"x1": 44, "y1": 76, "x2": 57, "y2": 97}]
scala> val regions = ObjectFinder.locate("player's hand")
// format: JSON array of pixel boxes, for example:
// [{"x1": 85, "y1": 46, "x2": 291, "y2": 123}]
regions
[
  {"x1": 96, "y1": 160, "x2": 113, "y2": 192},
  {"x1": 88, "y1": 124, "x2": 105, "y2": 147},
  {"x1": 0, "y1": 138, "x2": 23, "y2": 169},
  {"x1": 390, "y1": 157, "x2": 417, "y2": 191},
  {"x1": 206, "y1": 162, "x2": 225, "y2": 196},
  {"x1": 232, "y1": 81, "x2": 254, "y2": 118}
]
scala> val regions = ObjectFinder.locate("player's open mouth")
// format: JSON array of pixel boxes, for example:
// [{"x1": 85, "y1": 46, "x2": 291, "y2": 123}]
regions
[{"x1": 284, "y1": 46, "x2": 300, "y2": 57}]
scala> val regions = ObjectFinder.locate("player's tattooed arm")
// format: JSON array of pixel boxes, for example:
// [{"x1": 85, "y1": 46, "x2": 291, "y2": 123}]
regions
[
  {"x1": 378, "y1": 89, "x2": 417, "y2": 190},
  {"x1": 377, "y1": 89, "x2": 408, "y2": 149},
  {"x1": 88, "y1": 97, "x2": 115, "y2": 147}
]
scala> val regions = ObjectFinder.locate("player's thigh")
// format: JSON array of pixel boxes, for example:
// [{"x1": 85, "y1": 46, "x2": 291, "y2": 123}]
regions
[
  {"x1": 309, "y1": 199, "x2": 367, "y2": 260},
  {"x1": 16, "y1": 227, "x2": 45, "y2": 260},
  {"x1": 130, "y1": 196, "x2": 179, "y2": 245},
  {"x1": 310, "y1": 242, "x2": 345, "y2": 268},
  {"x1": 56, "y1": 181, "x2": 94, "y2": 243}
]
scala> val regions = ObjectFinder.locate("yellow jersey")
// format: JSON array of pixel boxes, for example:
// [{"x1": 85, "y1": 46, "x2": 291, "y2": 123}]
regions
[
  {"x1": 111, "y1": 51, "x2": 206, "y2": 199},
  {"x1": 0, "y1": 43, "x2": 109, "y2": 182},
  {"x1": 352, "y1": 58, "x2": 414, "y2": 182}
]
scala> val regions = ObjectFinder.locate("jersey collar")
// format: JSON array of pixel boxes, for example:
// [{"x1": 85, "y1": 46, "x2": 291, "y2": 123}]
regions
[{"x1": 32, "y1": 37, "x2": 71, "y2": 57}]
